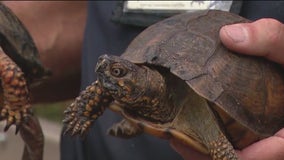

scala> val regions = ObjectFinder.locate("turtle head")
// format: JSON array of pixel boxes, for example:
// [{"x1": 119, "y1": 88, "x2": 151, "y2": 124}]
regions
[
  {"x1": 96, "y1": 54, "x2": 146, "y2": 104},
  {"x1": 95, "y1": 54, "x2": 166, "y2": 107},
  {"x1": 96, "y1": 54, "x2": 178, "y2": 122}
]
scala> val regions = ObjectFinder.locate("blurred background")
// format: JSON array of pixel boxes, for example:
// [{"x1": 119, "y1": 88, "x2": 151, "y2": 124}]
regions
[{"x1": 0, "y1": 101, "x2": 70, "y2": 160}]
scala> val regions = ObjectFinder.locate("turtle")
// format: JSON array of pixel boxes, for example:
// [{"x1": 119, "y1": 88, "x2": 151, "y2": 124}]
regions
[
  {"x1": 63, "y1": 10, "x2": 284, "y2": 160},
  {"x1": 0, "y1": 3, "x2": 50, "y2": 160}
]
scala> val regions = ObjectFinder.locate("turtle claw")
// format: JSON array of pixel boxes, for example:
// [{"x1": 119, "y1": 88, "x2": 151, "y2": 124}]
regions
[
  {"x1": 3, "y1": 117, "x2": 22, "y2": 134},
  {"x1": 71, "y1": 129, "x2": 78, "y2": 137},
  {"x1": 63, "y1": 81, "x2": 112, "y2": 137},
  {"x1": 63, "y1": 125, "x2": 72, "y2": 136},
  {"x1": 80, "y1": 128, "x2": 86, "y2": 137},
  {"x1": 1, "y1": 106, "x2": 32, "y2": 133},
  {"x1": 71, "y1": 121, "x2": 81, "y2": 136},
  {"x1": 63, "y1": 106, "x2": 73, "y2": 114},
  {"x1": 63, "y1": 108, "x2": 76, "y2": 122},
  {"x1": 63, "y1": 115, "x2": 88, "y2": 137},
  {"x1": 63, "y1": 114, "x2": 76, "y2": 135},
  {"x1": 63, "y1": 109, "x2": 98, "y2": 137},
  {"x1": 63, "y1": 117, "x2": 91, "y2": 137},
  {"x1": 62, "y1": 114, "x2": 73, "y2": 123}
]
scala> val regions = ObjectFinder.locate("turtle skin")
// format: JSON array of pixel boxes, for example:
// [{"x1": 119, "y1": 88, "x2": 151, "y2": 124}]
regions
[
  {"x1": 63, "y1": 10, "x2": 284, "y2": 160},
  {"x1": 0, "y1": 3, "x2": 49, "y2": 160}
]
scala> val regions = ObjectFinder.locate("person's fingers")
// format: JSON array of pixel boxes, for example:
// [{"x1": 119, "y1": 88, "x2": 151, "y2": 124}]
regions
[
  {"x1": 219, "y1": 18, "x2": 284, "y2": 65},
  {"x1": 170, "y1": 128, "x2": 284, "y2": 160},
  {"x1": 169, "y1": 139, "x2": 210, "y2": 160},
  {"x1": 237, "y1": 128, "x2": 284, "y2": 160}
]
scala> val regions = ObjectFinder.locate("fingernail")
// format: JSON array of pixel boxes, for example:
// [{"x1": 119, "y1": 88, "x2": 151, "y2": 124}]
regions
[{"x1": 223, "y1": 24, "x2": 248, "y2": 43}]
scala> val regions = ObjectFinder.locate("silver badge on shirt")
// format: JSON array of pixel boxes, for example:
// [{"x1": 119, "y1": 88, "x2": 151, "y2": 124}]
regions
[
  {"x1": 124, "y1": 1, "x2": 233, "y2": 13},
  {"x1": 111, "y1": 1, "x2": 241, "y2": 27}
]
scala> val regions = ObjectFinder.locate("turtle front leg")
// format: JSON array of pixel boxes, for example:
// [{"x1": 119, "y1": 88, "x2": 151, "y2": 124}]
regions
[
  {"x1": 0, "y1": 52, "x2": 31, "y2": 132},
  {"x1": 63, "y1": 80, "x2": 113, "y2": 136}
]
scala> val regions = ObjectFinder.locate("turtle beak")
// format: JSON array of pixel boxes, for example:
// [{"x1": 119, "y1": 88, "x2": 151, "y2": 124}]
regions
[{"x1": 96, "y1": 55, "x2": 110, "y2": 73}]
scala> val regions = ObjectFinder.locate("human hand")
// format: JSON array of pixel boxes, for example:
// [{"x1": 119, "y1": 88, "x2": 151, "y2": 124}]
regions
[
  {"x1": 170, "y1": 128, "x2": 284, "y2": 160},
  {"x1": 170, "y1": 18, "x2": 284, "y2": 160},
  {"x1": 219, "y1": 18, "x2": 284, "y2": 160},
  {"x1": 219, "y1": 18, "x2": 284, "y2": 66}
]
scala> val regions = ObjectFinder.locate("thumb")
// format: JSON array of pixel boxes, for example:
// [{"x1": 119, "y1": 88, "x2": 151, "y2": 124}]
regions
[{"x1": 219, "y1": 18, "x2": 284, "y2": 65}]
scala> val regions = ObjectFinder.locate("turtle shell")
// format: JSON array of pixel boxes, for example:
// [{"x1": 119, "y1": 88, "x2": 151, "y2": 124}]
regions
[
  {"x1": 121, "y1": 10, "x2": 284, "y2": 136},
  {"x1": 0, "y1": 3, "x2": 49, "y2": 83}
]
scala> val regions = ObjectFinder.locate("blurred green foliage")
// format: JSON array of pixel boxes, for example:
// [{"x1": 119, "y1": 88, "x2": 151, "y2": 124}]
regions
[{"x1": 33, "y1": 100, "x2": 71, "y2": 123}]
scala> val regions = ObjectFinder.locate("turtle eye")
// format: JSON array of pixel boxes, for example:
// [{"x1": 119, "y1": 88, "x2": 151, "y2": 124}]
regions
[{"x1": 110, "y1": 64, "x2": 127, "y2": 77}]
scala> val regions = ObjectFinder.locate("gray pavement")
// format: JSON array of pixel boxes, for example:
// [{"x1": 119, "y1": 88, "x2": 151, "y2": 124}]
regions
[{"x1": 0, "y1": 118, "x2": 61, "y2": 160}]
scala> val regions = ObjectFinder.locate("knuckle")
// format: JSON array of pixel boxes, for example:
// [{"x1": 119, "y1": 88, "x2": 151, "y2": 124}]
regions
[{"x1": 259, "y1": 18, "x2": 283, "y2": 45}]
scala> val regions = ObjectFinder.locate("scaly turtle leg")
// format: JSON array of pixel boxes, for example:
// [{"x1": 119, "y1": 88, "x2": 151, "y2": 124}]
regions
[
  {"x1": 63, "y1": 81, "x2": 113, "y2": 136},
  {"x1": 0, "y1": 51, "x2": 32, "y2": 132},
  {"x1": 0, "y1": 51, "x2": 43, "y2": 160},
  {"x1": 107, "y1": 119, "x2": 143, "y2": 138},
  {"x1": 174, "y1": 88, "x2": 239, "y2": 160}
]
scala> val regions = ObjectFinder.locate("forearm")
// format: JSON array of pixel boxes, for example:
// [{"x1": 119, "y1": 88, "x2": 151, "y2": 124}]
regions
[{"x1": 2, "y1": 1, "x2": 87, "y2": 103}]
